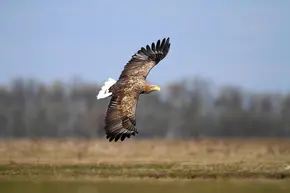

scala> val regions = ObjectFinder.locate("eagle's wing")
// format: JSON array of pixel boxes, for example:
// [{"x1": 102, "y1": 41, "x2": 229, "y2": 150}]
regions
[
  {"x1": 104, "y1": 90, "x2": 139, "y2": 142},
  {"x1": 118, "y1": 37, "x2": 171, "y2": 80}
]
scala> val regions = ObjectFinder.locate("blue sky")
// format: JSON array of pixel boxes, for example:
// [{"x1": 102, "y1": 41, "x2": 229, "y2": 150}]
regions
[{"x1": 0, "y1": 0, "x2": 289, "y2": 92}]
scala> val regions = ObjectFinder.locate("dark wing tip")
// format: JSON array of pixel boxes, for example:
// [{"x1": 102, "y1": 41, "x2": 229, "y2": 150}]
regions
[
  {"x1": 132, "y1": 37, "x2": 171, "y2": 63},
  {"x1": 104, "y1": 116, "x2": 138, "y2": 142},
  {"x1": 106, "y1": 130, "x2": 138, "y2": 142}
]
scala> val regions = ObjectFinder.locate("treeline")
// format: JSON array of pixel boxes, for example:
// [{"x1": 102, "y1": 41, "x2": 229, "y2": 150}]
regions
[{"x1": 0, "y1": 76, "x2": 290, "y2": 139}]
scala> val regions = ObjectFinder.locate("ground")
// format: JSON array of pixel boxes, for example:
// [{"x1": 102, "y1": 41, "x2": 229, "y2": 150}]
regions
[{"x1": 0, "y1": 138, "x2": 290, "y2": 192}]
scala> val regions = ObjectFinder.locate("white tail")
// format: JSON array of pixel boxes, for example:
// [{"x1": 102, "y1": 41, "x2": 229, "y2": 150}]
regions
[{"x1": 96, "y1": 78, "x2": 117, "y2": 99}]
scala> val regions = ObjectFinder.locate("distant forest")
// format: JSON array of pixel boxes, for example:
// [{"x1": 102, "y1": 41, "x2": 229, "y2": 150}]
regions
[{"x1": 0, "y1": 76, "x2": 290, "y2": 139}]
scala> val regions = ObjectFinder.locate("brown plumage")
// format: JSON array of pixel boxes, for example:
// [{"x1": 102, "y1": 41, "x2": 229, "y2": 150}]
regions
[{"x1": 103, "y1": 37, "x2": 171, "y2": 142}]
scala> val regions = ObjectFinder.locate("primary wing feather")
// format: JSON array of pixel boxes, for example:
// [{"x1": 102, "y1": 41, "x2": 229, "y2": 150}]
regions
[
  {"x1": 119, "y1": 37, "x2": 171, "y2": 80},
  {"x1": 104, "y1": 91, "x2": 139, "y2": 142}
]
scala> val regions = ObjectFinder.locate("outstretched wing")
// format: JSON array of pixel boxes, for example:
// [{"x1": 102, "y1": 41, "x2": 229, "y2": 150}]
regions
[
  {"x1": 104, "y1": 89, "x2": 139, "y2": 142},
  {"x1": 119, "y1": 37, "x2": 171, "y2": 80}
]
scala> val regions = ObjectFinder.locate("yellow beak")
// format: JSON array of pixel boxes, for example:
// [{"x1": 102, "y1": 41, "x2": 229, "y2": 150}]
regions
[{"x1": 154, "y1": 86, "x2": 161, "y2": 91}]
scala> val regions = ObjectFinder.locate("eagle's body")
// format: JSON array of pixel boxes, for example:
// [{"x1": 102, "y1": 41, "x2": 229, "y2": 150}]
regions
[{"x1": 97, "y1": 38, "x2": 171, "y2": 142}]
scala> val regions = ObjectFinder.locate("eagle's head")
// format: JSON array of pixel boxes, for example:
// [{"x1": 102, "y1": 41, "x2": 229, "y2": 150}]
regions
[{"x1": 143, "y1": 84, "x2": 161, "y2": 94}]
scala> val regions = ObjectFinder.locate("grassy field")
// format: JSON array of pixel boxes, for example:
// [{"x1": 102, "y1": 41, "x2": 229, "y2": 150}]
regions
[
  {"x1": 1, "y1": 179, "x2": 290, "y2": 193},
  {"x1": 0, "y1": 138, "x2": 290, "y2": 192},
  {"x1": 0, "y1": 138, "x2": 289, "y2": 180}
]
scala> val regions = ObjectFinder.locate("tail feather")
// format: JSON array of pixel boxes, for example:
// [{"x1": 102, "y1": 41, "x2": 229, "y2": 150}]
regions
[{"x1": 96, "y1": 78, "x2": 117, "y2": 99}]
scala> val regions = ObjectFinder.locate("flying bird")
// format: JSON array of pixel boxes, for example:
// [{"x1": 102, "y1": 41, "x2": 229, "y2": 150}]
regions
[{"x1": 96, "y1": 38, "x2": 171, "y2": 142}]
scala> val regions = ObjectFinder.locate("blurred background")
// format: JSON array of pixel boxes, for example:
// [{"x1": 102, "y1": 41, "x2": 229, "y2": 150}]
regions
[
  {"x1": 1, "y1": 1, "x2": 290, "y2": 192},
  {"x1": 0, "y1": 0, "x2": 289, "y2": 140}
]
